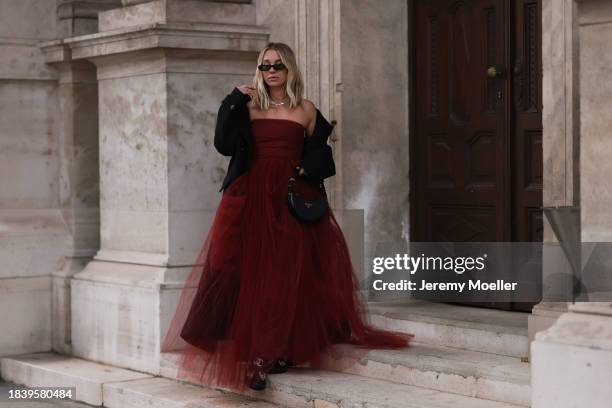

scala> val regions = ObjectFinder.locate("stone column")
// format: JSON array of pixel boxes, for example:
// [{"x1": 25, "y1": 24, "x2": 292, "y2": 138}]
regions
[
  {"x1": 528, "y1": 0, "x2": 580, "y2": 354},
  {"x1": 531, "y1": 0, "x2": 612, "y2": 406},
  {"x1": 43, "y1": 0, "x2": 269, "y2": 373},
  {"x1": 49, "y1": 60, "x2": 101, "y2": 355},
  {"x1": 296, "y1": 0, "x2": 343, "y2": 210},
  {"x1": 50, "y1": 0, "x2": 122, "y2": 356}
]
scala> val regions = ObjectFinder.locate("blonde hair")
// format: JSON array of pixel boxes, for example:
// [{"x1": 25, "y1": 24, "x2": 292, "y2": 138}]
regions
[{"x1": 251, "y1": 42, "x2": 304, "y2": 110}]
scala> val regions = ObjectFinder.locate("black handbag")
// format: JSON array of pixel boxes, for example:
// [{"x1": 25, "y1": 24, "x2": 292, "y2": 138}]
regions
[{"x1": 287, "y1": 167, "x2": 329, "y2": 223}]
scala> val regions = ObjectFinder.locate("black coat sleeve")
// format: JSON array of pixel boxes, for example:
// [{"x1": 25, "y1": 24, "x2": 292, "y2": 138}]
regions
[
  {"x1": 300, "y1": 115, "x2": 336, "y2": 183},
  {"x1": 300, "y1": 143, "x2": 336, "y2": 183},
  {"x1": 214, "y1": 87, "x2": 252, "y2": 156},
  {"x1": 298, "y1": 110, "x2": 336, "y2": 182}
]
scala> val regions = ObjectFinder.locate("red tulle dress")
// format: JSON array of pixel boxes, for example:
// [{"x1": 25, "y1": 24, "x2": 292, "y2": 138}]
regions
[{"x1": 161, "y1": 118, "x2": 413, "y2": 392}]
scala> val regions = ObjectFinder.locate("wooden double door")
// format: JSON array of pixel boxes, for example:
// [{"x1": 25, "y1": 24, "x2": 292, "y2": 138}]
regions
[{"x1": 410, "y1": 0, "x2": 543, "y2": 311}]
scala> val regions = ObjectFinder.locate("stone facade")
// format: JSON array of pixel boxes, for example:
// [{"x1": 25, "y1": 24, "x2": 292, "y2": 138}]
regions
[
  {"x1": 1, "y1": 0, "x2": 612, "y2": 406},
  {"x1": 532, "y1": 0, "x2": 612, "y2": 406}
]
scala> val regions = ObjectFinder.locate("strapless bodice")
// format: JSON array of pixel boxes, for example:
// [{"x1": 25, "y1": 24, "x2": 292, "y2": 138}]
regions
[{"x1": 249, "y1": 119, "x2": 306, "y2": 161}]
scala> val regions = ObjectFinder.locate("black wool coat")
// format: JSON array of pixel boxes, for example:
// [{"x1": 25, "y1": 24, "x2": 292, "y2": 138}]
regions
[{"x1": 214, "y1": 87, "x2": 336, "y2": 192}]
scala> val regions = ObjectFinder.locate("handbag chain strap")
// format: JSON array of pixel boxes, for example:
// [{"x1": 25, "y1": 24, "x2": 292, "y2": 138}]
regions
[{"x1": 289, "y1": 167, "x2": 327, "y2": 196}]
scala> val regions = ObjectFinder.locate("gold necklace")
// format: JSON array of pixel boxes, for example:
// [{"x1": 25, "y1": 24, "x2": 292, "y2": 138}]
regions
[{"x1": 270, "y1": 97, "x2": 288, "y2": 108}]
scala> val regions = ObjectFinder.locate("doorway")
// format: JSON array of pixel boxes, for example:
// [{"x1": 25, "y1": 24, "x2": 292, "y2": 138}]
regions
[{"x1": 409, "y1": 0, "x2": 543, "y2": 311}]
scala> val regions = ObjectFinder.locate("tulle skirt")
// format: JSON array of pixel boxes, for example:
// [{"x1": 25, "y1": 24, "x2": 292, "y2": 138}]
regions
[{"x1": 161, "y1": 154, "x2": 413, "y2": 392}]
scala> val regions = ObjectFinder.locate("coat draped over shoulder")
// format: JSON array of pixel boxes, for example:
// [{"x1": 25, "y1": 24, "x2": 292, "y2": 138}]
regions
[{"x1": 214, "y1": 87, "x2": 336, "y2": 192}]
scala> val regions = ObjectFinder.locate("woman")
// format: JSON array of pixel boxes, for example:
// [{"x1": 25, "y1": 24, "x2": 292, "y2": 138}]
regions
[{"x1": 161, "y1": 42, "x2": 413, "y2": 392}]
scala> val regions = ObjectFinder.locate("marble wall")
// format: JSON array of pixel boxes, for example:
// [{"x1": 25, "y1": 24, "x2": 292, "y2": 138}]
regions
[
  {"x1": 57, "y1": 0, "x2": 122, "y2": 37},
  {"x1": 0, "y1": 0, "x2": 63, "y2": 357},
  {"x1": 255, "y1": 0, "x2": 296, "y2": 45},
  {"x1": 1, "y1": 0, "x2": 129, "y2": 358},
  {"x1": 339, "y1": 0, "x2": 409, "y2": 289},
  {"x1": 542, "y1": 0, "x2": 580, "y2": 211},
  {"x1": 577, "y1": 0, "x2": 612, "y2": 241}
]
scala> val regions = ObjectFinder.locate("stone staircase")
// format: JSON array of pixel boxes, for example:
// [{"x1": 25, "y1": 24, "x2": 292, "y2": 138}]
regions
[{"x1": 1, "y1": 300, "x2": 531, "y2": 407}]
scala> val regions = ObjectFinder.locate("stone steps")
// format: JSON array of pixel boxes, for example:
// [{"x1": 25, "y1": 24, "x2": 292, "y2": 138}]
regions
[
  {"x1": 158, "y1": 300, "x2": 531, "y2": 406},
  {"x1": 0, "y1": 352, "x2": 283, "y2": 408},
  {"x1": 103, "y1": 377, "x2": 280, "y2": 408},
  {"x1": 162, "y1": 352, "x2": 527, "y2": 407},
  {"x1": 250, "y1": 368, "x2": 524, "y2": 408},
  {"x1": 161, "y1": 338, "x2": 530, "y2": 407},
  {"x1": 2, "y1": 351, "x2": 528, "y2": 408},
  {"x1": 0, "y1": 352, "x2": 151, "y2": 406},
  {"x1": 367, "y1": 300, "x2": 530, "y2": 358},
  {"x1": 318, "y1": 342, "x2": 530, "y2": 406},
  {"x1": 2, "y1": 300, "x2": 532, "y2": 407}
]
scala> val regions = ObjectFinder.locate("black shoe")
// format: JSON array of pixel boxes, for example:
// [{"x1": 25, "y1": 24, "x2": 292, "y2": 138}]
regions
[
  {"x1": 268, "y1": 358, "x2": 288, "y2": 374},
  {"x1": 268, "y1": 358, "x2": 294, "y2": 374},
  {"x1": 248, "y1": 357, "x2": 267, "y2": 391}
]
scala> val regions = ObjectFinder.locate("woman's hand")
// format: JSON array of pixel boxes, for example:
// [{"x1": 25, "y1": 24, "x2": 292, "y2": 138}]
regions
[
  {"x1": 237, "y1": 85, "x2": 256, "y2": 99},
  {"x1": 296, "y1": 165, "x2": 306, "y2": 176}
]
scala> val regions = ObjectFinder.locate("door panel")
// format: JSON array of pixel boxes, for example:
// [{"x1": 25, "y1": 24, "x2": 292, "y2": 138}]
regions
[
  {"x1": 510, "y1": 0, "x2": 543, "y2": 311},
  {"x1": 415, "y1": 0, "x2": 508, "y2": 242},
  {"x1": 411, "y1": 0, "x2": 543, "y2": 311},
  {"x1": 512, "y1": 0, "x2": 543, "y2": 243}
]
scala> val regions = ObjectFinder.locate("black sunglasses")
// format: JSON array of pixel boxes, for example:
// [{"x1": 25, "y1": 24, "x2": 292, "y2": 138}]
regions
[{"x1": 258, "y1": 63, "x2": 287, "y2": 71}]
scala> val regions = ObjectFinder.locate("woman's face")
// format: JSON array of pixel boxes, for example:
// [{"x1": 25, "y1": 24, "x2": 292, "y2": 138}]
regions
[{"x1": 261, "y1": 49, "x2": 287, "y2": 88}]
